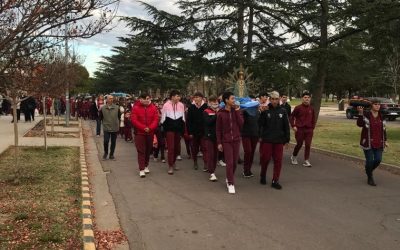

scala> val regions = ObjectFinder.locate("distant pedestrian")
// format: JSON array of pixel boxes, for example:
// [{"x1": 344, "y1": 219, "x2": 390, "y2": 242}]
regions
[
  {"x1": 131, "y1": 93, "x2": 159, "y2": 178},
  {"x1": 203, "y1": 96, "x2": 219, "y2": 181},
  {"x1": 290, "y1": 91, "x2": 316, "y2": 167},
  {"x1": 259, "y1": 91, "x2": 290, "y2": 189},
  {"x1": 356, "y1": 99, "x2": 388, "y2": 186},
  {"x1": 99, "y1": 95, "x2": 121, "y2": 160},
  {"x1": 95, "y1": 95, "x2": 105, "y2": 137},
  {"x1": 161, "y1": 90, "x2": 185, "y2": 175},
  {"x1": 280, "y1": 94, "x2": 291, "y2": 117},
  {"x1": 216, "y1": 91, "x2": 244, "y2": 194}
]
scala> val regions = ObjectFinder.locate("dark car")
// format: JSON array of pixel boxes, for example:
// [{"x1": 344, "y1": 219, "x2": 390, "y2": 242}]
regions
[{"x1": 346, "y1": 97, "x2": 400, "y2": 121}]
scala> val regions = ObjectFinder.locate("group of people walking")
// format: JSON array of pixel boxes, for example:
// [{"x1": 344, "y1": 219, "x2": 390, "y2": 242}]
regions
[{"x1": 96, "y1": 90, "x2": 388, "y2": 194}]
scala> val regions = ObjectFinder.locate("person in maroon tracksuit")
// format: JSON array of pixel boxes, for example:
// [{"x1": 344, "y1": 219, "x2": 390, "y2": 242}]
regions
[
  {"x1": 187, "y1": 92, "x2": 208, "y2": 170},
  {"x1": 216, "y1": 92, "x2": 244, "y2": 194},
  {"x1": 131, "y1": 93, "x2": 159, "y2": 178},
  {"x1": 356, "y1": 99, "x2": 388, "y2": 186},
  {"x1": 203, "y1": 96, "x2": 220, "y2": 182},
  {"x1": 259, "y1": 91, "x2": 290, "y2": 189},
  {"x1": 290, "y1": 91, "x2": 316, "y2": 167}
]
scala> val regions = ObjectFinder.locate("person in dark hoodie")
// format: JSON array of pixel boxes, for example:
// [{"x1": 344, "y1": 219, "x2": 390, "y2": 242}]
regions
[
  {"x1": 356, "y1": 99, "x2": 388, "y2": 186},
  {"x1": 216, "y1": 91, "x2": 244, "y2": 194},
  {"x1": 203, "y1": 96, "x2": 219, "y2": 181},
  {"x1": 241, "y1": 103, "x2": 260, "y2": 178},
  {"x1": 187, "y1": 92, "x2": 208, "y2": 170},
  {"x1": 259, "y1": 91, "x2": 290, "y2": 189}
]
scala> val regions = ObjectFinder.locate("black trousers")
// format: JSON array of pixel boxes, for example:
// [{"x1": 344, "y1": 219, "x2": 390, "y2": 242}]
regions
[{"x1": 104, "y1": 131, "x2": 117, "y2": 156}]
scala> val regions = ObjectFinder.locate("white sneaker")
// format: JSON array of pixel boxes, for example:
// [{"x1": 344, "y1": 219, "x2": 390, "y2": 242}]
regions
[
  {"x1": 218, "y1": 160, "x2": 226, "y2": 167},
  {"x1": 198, "y1": 152, "x2": 203, "y2": 157},
  {"x1": 228, "y1": 184, "x2": 235, "y2": 194},
  {"x1": 161, "y1": 159, "x2": 166, "y2": 163},
  {"x1": 303, "y1": 160, "x2": 312, "y2": 167},
  {"x1": 144, "y1": 167, "x2": 150, "y2": 173},
  {"x1": 291, "y1": 155, "x2": 298, "y2": 165},
  {"x1": 176, "y1": 155, "x2": 182, "y2": 161},
  {"x1": 139, "y1": 170, "x2": 146, "y2": 178},
  {"x1": 153, "y1": 157, "x2": 158, "y2": 162},
  {"x1": 209, "y1": 173, "x2": 218, "y2": 182}
]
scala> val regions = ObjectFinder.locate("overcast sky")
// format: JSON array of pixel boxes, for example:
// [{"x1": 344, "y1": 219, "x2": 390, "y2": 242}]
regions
[{"x1": 76, "y1": 0, "x2": 180, "y2": 76}]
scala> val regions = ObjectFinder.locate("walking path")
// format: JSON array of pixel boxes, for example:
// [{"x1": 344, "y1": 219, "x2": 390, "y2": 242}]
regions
[
  {"x1": 88, "y1": 121, "x2": 400, "y2": 250},
  {"x1": 0, "y1": 115, "x2": 80, "y2": 154}
]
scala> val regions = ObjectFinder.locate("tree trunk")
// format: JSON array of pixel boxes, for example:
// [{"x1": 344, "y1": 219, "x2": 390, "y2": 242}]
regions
[
  {"x1": 51, "y1": 99, "x2": 55, "y2": 136},
  {"x1": 237, "y1": 1, "x2": 245, "y2": 65},
  {"x1": 310, "y1": 0, "x2": 329, "y2": 122},
  {"x1": 42, "y1": 97, "x2": 47, "y2": 151},
  {"x1": 246, "y1": 6, "x2": 254, "y2": 64},
  {"x1": 12, "y1": 97, "x2": 19, "y2": 148}
]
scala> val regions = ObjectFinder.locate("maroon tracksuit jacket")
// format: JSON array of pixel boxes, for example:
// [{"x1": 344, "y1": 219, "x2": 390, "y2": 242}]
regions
[{"x1": 216, "y1": 108, "x2": 244, "y2": 185}]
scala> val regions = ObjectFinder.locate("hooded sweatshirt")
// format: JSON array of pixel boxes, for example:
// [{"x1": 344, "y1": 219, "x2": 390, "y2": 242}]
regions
[
  {"x1": 161, "y1": 100, "x2": 185, "y2": 134},
  {"x1": 187, "y1": 101, "x2": 208, "y2": 136}
]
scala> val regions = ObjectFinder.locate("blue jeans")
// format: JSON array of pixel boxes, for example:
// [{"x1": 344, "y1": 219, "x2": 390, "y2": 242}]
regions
[
  {"x1": 363, "y1": 148, "x2": 383, "y2": 177},
  {"x1": 96, "y1": 119, "x2": 101, "y2": 135}
]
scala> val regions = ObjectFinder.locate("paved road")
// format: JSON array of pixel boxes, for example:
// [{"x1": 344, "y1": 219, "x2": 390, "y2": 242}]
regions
[
  {"x1": 91, "y1": 122, "x2": 400, "y2": 250},
  {"x1": 319, "y1": 106, "x2": 400, "y2": 128}
]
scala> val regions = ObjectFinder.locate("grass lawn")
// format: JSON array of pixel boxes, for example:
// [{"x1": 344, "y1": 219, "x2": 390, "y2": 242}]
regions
[
  {"x1": 0, "y1": 147, "x2": 82, "y2": 249},
  {"x1": 289, "y1": 98, "x2": 338, "y2": 107},
  {"x1": 310, "y1": 120, "x2": 400, "y2": 166}
]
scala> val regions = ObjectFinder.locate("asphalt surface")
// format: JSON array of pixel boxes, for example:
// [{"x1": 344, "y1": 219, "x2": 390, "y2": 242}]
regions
[{"x1": 93, "y1": 123, "x2": 400, "y2": 250}]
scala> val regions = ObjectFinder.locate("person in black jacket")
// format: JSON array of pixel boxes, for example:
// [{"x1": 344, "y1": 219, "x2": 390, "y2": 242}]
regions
[
  {"x1": 187, "y1": 92, "x2": 208, "y2": 170},
  {"x1": 280, "y1": 94, "x2": 291, "y2": 117},
  {"x1": 203, "y1": 96, "x2": 219, "y2": 181},
  {"x1": 258, "y1": 91, "x2": 290, "y2": 189},
  {"x1": 241, "y1": 106, "x2": 259, "y2": 178}
]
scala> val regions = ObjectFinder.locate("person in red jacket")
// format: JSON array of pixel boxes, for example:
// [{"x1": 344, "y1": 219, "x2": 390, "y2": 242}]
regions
[
  {"x1": 216, "y1": 91, "x2": 244, "y2": 194},
  {"x1": 290, "y1": 91, "x2": 316, "y2": 167},
  {"x1": 131, "y1": 93, "x2": 159, "y2": 178}
]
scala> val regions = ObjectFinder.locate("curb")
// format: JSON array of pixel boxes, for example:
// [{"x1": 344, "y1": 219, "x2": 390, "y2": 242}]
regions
[
  {"x1": 79, "y1": 119, "x2": 96, "y2": 250},
  {"x1": 289, "y1": 143, "x2": 400, "y2": 174},
  {"x1": 310, "y1": 146, "x2": 400, "y2": 174}
]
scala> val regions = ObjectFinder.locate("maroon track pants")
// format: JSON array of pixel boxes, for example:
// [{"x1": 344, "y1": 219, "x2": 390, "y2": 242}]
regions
[
  {"x1": 293, "y1": 128, "x2": 314, "y2": 160},
  {"x1": 134, "y1": 134, "x2": 153, "y2": 171},
  {"x1": 223, "y1": 141, "x2": 240, "y2": 185},
  {"x1": 166, "y1": 131, "x2": 181, "y2": 167},
  {"x1": 242, "y1": 136, "x2": 259, "y2": 173},
  {"x1": 191, "y1": 135, "x2": 207, "y2": 165},
  {"x1": 204, "y1": 139, "x2": 218, "y2": 174},
  {"x1": 260, "y1": 142, "x2": 284, "y2": 181},
  {"x1": 124, "y1": 127, "x2": 132, "y2": 141}
]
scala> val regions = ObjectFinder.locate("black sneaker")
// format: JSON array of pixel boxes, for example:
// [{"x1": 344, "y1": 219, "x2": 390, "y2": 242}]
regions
[
  {"x1": 367, "y1": 177, "x2": 377, "y2": 186},
  {"x1": 109, "y1": 155, "x2": 115, "y2": 160},
  {"x1": 243, "y1": 171, "x2": 254, "y2": 178},
  {"x1": 271, "y1": 181, "x2": 282, "y2": 190},
  {"x1": 102, "y1": 153, "x2": 108, "y2": 160},
  {"x1": 260, "y1": 176, "x2": 267, "y2": 185}
]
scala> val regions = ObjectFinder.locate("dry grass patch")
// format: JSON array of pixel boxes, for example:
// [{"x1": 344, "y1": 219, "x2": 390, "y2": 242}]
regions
[{"x1": 0, "y1": 147, "x2": 82, "y2": 249}]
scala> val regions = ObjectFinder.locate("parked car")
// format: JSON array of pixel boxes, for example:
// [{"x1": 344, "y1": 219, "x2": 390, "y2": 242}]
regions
[{"x1": 346, "y1": 97, "x2": 400, "y2": 121}]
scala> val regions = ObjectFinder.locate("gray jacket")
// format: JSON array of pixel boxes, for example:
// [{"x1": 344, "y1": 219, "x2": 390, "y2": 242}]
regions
[{"x1": 100, "y1": 104, "x2": 120, "y2": 132}]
